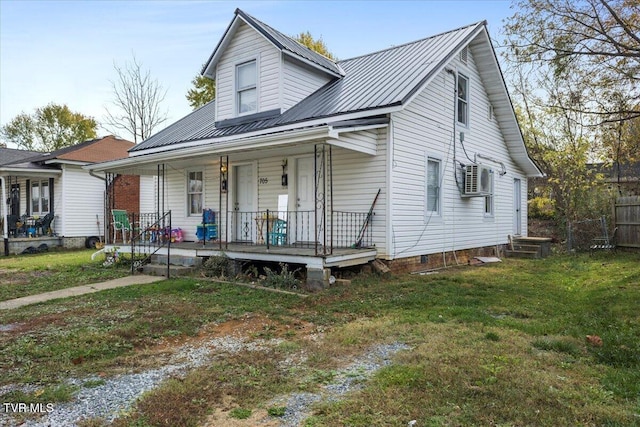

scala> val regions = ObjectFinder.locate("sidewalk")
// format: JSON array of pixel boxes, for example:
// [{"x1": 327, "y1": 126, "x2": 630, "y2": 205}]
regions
[{"x1": 0, "y1": 275, "x2": 165, "y2": 310}]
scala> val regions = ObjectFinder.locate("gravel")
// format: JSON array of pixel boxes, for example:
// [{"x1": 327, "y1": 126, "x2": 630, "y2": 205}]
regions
[{"x1": 1, "y1": 339, "x2": 409, "y2": 427}]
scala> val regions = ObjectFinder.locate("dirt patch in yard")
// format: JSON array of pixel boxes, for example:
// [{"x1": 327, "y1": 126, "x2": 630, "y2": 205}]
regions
[{"x1": 0, "y1": 268, "x2": 52, "y2": 286}]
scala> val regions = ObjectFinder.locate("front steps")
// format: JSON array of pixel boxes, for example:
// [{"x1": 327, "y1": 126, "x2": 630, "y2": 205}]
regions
[
  {"x1": 142, "y1": 254, "x2": 202, "y2": 277},
  {"x1": 505, "y1": 236, "x2": 552, "y2": 259}
]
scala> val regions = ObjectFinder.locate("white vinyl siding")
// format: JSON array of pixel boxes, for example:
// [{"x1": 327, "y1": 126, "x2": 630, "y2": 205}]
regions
[
  {"x1": 282, "y1": 58, "x2": 332, "y2": 111},
  {"x1": 390, "y1": 53, "x2": 529, "y2": 258},
  {"x1": 216, "y1": 21, "x2": 280, "y2": 121},
  {"x1": 59, "y1": 165, "x2": 105, "y2": 237}
]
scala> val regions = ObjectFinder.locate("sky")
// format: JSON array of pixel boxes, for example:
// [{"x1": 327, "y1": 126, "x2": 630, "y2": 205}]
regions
[{"x1": 0, "y1": 0, "x2": 517, "y2": 148}]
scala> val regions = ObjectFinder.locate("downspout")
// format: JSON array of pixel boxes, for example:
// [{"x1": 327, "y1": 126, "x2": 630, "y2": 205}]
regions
[{"x1": 1, "y1": 176, "x2": 8, "y2": 256}]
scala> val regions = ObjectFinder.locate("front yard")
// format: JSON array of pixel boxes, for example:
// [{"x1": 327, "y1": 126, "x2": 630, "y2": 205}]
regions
[{"x1": 0, "y1": 250, "x2": 638, "y2": 426}]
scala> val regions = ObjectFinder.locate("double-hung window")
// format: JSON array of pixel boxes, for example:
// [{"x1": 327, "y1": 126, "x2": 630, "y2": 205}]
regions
[
  {"x1": 426, "y1": 157, "x2": 441, "y2": 216},
  {"x1": 457, "y1": 73, "x2": 469, "y2": 126},
  {"x1": 31, "y1": 180, "x2": 50, "y2": 215},
  {"x1": 236, "y1": 60, "x2": 257, "y2": 115},
  {"x1": 188, "y1": 171, "x2": 203, "y2": 216}
]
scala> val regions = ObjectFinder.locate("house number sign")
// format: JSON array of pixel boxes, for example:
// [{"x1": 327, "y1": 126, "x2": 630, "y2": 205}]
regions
[{"x1": 258, "y1": 177, "x2": 269, "y2": 185}]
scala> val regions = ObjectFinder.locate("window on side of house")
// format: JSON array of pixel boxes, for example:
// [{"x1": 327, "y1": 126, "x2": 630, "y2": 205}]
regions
[
  {"x1": 31, "y1": 180, "x2": 50, "y2": 215},
  {"x1": 484, "y1": 176, "x2": 494, "y2": 217},
  {"x1": 457, "y1": 73, "x2": 469, "y2": 126},
  {"x1": 236, "y1": 60, "x2": 257, "y2": 115},
  {"x1": 187, "y1": 171, "x2": 203, "y2": 216},
  {"x1": 426, "y1": 157, "x2": 441, "y2": 216}
]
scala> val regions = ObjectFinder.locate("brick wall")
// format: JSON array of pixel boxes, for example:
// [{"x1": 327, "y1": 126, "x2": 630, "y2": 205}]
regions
[
  {"x1": 111, "y1": 175, "x2": 140, "y2": 214},
  {"x1": 384, "y1": 245, "x2": 505, "y2": 274}
]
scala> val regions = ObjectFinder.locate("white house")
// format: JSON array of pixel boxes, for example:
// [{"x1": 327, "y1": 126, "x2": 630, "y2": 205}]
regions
[
  {"x1": 88, "y1": 9, "x2": 542, "y2": 287},
  {"x1": 1, "y1": 136, "x2": 137, "y2": 255}
]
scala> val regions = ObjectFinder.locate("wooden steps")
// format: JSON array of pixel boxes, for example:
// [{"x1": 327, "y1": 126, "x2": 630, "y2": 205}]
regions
[{"x1": 505, "y1": 236, "x2": 552, "y2": 259}]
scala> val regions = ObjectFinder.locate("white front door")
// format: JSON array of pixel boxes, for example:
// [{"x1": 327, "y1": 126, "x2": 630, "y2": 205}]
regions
[
  {"x1": 513, "y1": 178, "x2": 522, "y2": 236},
  {"x1": 234, "y1": 164, "x2": 254, "y2": 241},
  {"x1": 295, "y1": 157, "x2": 315, "y2": 242}
]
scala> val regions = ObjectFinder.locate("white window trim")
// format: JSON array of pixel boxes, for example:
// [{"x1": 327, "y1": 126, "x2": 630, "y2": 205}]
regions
[
  {"x1": 425, "y1": 154, "x2": 442, "y2": 220},
  {"x1": 483, "y1": 173, "x2": 495, "y2": 218},
  {"x1": 187, "y1": 170, "x2": 204, "y2": 217},
  {"x1": 235, "y1": 57, "x2": 259, "y2": 116},
  {"x1": 31, "y1": 179, "x2": 50, "y2": 215},
  {"x1": 457, "y1": 72, "x2": 469, "y2": 128}
]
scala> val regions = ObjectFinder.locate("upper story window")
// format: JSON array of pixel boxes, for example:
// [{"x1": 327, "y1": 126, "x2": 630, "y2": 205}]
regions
[
  {"x1": 236, "y1": 60, "x2": 257, "y2": 115},
  {"x1": 457, "y1": 73, "x2": 469, "y2": 126}
]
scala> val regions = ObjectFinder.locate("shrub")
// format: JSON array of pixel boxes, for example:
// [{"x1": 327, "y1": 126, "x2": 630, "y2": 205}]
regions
[
  {"x1": 262, "y1": 263, "x2": 300, "y2": 290},
  {"x1": 528, "y1": 197, "x2": 555, "y2": 219},
  {"x1": 201, "y1": 253, "x2": 232, "y2": 278}
]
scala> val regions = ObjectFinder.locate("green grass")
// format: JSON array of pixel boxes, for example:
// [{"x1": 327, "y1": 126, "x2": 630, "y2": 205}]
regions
[
  {"x1": 0, "y1": 248, "x2": 131, "y2": 301},
  {"x1": 1, "y1": 251, "x2": 639, "y2": 426}
]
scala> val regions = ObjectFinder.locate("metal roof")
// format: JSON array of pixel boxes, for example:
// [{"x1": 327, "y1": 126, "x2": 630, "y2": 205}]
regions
[{"x1": 133, "y1": 21, "x2": 484, "y2": 153}]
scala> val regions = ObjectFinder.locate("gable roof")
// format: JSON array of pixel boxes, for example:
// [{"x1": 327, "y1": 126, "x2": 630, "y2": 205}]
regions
[
  {"x1": 0, "y1": 147, "x2": 42, "y2": 166},
  {"x1": 0, "y1": 136, "x2": 134, "y2": 174},
  {"x1": 202, "y1": 8, "x2": 343, "y2": 79},
  {"x1": 133, "y1": 21, "x2": 485, "y2": 153}
]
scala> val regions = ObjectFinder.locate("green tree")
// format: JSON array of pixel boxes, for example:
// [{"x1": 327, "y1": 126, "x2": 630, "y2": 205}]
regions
[
  {"x1": 186, "y1": 32, "x2": 335, "y2": 110},
  {"x1": 186, "y1": 74, "x2": 216, "y2": 110},
  {"x1": 0, "y1": 104, "x2": 97, "y2": 152}
]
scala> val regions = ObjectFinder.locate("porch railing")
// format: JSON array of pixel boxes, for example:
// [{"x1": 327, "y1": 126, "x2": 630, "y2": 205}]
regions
[
  {"x1": 225, "y1": 209, "x2": 373, "y2": 253},
  {"x1": 129, "y1": 211, "x2": 172, "y2": 277}
]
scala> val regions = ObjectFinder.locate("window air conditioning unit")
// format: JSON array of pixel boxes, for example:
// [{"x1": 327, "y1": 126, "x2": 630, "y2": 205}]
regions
[{"x1": 464, "y1": 164, "x2": 492, "y2": 196}]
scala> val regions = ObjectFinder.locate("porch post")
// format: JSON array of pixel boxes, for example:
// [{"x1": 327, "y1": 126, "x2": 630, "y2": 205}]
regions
[
  {"x1": 220, "y1": 155, "x2": 228, "y2": 250},
  {"x1": 314, "y1": 144, "x2": 327, "y2": 255},
  {"x1": 1, "y1": 176, "x2": 8, "y2": 256}
]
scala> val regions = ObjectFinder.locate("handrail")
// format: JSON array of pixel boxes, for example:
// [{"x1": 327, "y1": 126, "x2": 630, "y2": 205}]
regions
[{"x1": 129, "y1": 211, "x2": 172, "y2": 277}]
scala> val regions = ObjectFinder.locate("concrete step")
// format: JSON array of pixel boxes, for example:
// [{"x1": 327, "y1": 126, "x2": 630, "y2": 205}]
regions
[
  {"x1": 505, "y1": 250, "x2": 540, "y2": 259},
  {"x1": 151, "y1": 254, "x2": 202, "y2": 267},
  {"x1": 511, "y1": 237, "x2": 552, "y2": 258},
  {"x1": 142, "y1": 263, "x2": 196, "y2": 277}
]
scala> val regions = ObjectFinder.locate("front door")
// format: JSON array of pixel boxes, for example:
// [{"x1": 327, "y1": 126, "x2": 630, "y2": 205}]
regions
[
  {"x1": 234, "y1": 164, "x2": 254, "y2": 242},
  {"x1": 513, "y1": 178, "x2": 522, "y2": 236},
  {"x1": 296, "y1": 157, "x2": 315, "y2": 242}
]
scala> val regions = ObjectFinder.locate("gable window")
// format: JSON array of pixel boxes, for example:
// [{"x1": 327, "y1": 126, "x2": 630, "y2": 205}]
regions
[
  {"x1": 457, "y1": 73, "x2": 469, "y2": 126},
  {"x1": 236, "y1": 60, "x2": 257, "y2": 115},
  {"x1": 426, "y1": 157, "x2": 441, "y2": 215},
  {"x1": 188, "y1": 171, "x2": 203, "y2": 216},
  {"x1": 31, "y1": 180, "x2": 50, "y2": 215}
]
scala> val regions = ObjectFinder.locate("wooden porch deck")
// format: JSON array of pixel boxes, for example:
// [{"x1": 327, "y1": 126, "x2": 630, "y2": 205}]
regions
[{"x1": 108, "y1": 241, "x2": 378, "y2": 269}]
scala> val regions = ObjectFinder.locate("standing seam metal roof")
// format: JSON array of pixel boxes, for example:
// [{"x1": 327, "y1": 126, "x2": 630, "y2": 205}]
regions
[{"x1": 132, "y1": 20, "x2": 484, "y2": 152}]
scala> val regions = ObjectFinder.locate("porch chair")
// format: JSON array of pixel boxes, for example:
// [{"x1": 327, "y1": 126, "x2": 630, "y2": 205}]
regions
[
  {"x1": 35, "y1": 212, "x2": 55, "y2": 236},
  {"x1": 7, "y1": 215, "x2": 19, "y2": 237},
  {"x1": 112, "y1": 209, "x2": 136, "y2": 243},
  {"x1": 270, "y1": 219, "x2": 287, "y2": 246},
  {"x1": 590, "y1": 216, "x2": 617, "y2": 254}
]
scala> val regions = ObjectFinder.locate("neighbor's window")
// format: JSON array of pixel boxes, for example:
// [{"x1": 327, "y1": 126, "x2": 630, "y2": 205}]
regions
[
  {"x1": 426, "y1": 157, "x2": 441, "y2": 215},
  {"x1": 457, "y1": 73, "x2": 469, "y2": 125},
  {"x1": 31, "y1": 180, "x2": 50, "y2": 215},
  {"x1": 236, "y1": 60, "x2": 257, "y2": 114},
  {"x1": 188, "y1": 171, "x2": 203, "y2": 216}
]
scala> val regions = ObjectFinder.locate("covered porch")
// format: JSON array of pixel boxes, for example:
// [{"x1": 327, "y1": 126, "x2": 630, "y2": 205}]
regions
[{"x1": 91, "y1": 123, "x2": 387, "y2": 286}]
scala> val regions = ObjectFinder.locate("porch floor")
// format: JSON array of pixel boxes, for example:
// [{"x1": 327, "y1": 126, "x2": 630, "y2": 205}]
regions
[{"x1": 108, "y1": 241, "x2": 378, "y2": 269}]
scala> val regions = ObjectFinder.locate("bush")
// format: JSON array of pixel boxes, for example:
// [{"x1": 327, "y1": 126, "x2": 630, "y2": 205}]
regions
[
  {"x1": 201, "y1": 253, "x2": 232, "y2": 278},
  {"x1": 262, "y1": 263, "x2": 300, "y2": 290}
]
